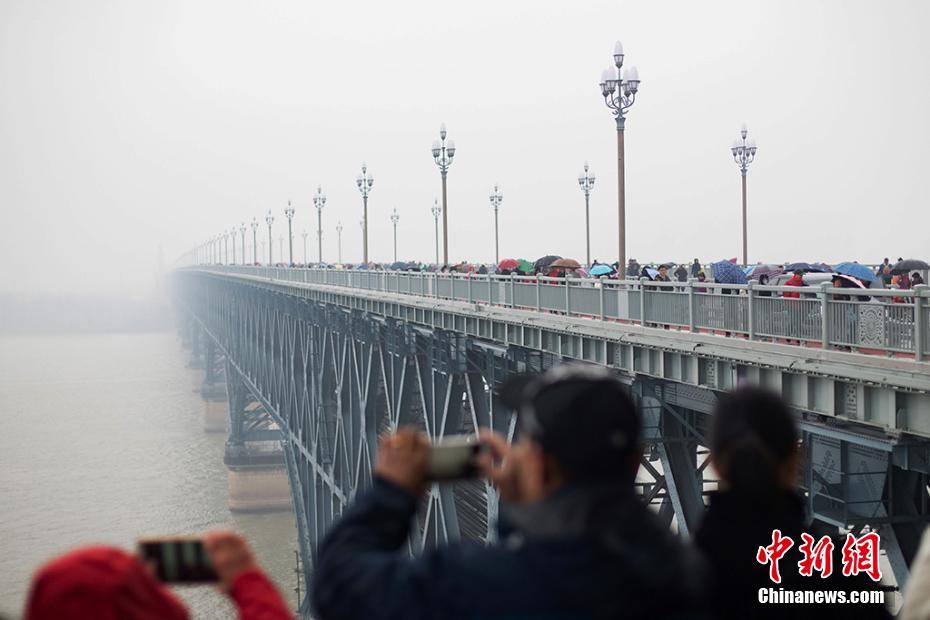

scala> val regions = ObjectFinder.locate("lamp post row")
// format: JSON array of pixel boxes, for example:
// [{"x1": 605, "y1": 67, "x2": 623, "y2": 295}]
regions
[{"x1": 199, "y1": 42, "x2": 756, "y2": 269}]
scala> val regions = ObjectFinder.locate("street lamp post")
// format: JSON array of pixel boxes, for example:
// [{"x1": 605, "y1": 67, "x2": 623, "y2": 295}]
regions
[
  {"x1": 731, "y1": 123, "x2": 758, "y2": 266},
  {"x1": 356, "y1": 164, "x2": 374, "y2": 264},
  {"x1": 223, "y1": 232, "x2": 229, "y2": 265},
  {"x1": 430, "y1": 198, "x2": 441, "y2": 265},
  {"x1": 302, "y1": 230, "x2": 308, "y2": 264},
  {"x1": 431, "y1": 123, "x2": 456, "y2": 266},
  {"x1": 390, "y1": 208, "x2": 400, "y2": 262},
  {"x1": 489, "y1": 184, "x2": 503, "y2": 265},
  {"x1": 230, "y1": 228, "x2": 237, "y2": 265},
  {"x1": 577, "y1": 162, "x2": 596, "y2": 268},
  {"x1": 278, "y1": 235, "x2": 284, "y2": 263},
  {"x1": 313, "y1": 186, "x2": 326, "y2": 264},
  {"x1": 251, "y1": 218, "x2": 259, "y2": 264},
  {"x1": 336, "y1": 222, "x2": 343, "y2": 264},
  {"x1": 239, "y1": 223, "x2": 246, "y2": 266},
  {"x1": 600, "y1": 40, "x2": 640, "y2": 277},
  {"x1": 284, "y1": 200, "x2": 295, "y2": 265},
  {"x1": 265, "y1": 210, "x2": 274, "y2": 264}
]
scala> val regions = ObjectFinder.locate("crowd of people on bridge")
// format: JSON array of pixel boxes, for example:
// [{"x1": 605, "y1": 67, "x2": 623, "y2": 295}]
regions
[
  {"x1": 21, "y1": 365, "x2": 930, "y2": 619},
  {"x1": 240, "y1": 255, "x2": 928, "y2": 302}
]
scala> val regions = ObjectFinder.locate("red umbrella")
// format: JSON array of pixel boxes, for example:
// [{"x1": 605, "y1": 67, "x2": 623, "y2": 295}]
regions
[{"x1": 497, "y1": 258, "x2": 520, "y2": 271}]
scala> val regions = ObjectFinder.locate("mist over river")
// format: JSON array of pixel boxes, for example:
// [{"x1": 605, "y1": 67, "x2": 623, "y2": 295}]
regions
[{"x1": 0, "y1": 331, "x2": 298, "y2": 618}]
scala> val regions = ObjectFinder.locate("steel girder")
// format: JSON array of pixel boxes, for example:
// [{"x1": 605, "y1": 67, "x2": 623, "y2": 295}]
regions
[{"x1": 175, "y1": 274, "x2": 523, "y2": 613}]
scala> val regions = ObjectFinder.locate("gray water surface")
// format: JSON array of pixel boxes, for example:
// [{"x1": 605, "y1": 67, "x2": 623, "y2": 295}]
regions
[{"x1": 0, "y1": 331, "x2": 298, "y2": 618}]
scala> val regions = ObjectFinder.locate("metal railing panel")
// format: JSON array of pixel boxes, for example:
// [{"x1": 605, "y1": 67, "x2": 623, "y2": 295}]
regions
[
  {"x1": 753, "y1": 296, "x2": 822, "y2": 342},
  {"x1": 694, "y1": 290, "x2": 749, "y2": 334}
]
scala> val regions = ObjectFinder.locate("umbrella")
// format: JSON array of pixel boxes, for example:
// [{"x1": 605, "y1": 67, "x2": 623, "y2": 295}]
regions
[
  {"x1": 574, "y1": 268, "x2": 589, "y2": 278},
  {"x1": 550, "y1": 258, "x2": 581, "y2": 270},
  {"x1": 590, "y1": 264, "x2": 615, "y2": 277},
  {"x1": 785, "y1": 262, "x2": 826, "y2": 273},
  {"x1": 833, "y1": 262, "x2": 876, "y2": 283},
  {"x1": 640, "y1": 267, "x2": 659, "y2": 281},
  {"x1": 497, "y1": 258, "x2": 520, "y2": 271},
  {"x1": 892, "y1": 259, "x2": 930, "y2": 274},
  {"x1": 389, "y1": 261, "x2": 406, "y2": 270},
  {"x1": 830, "y1": 273, "x2": 867, "y2": 290},
  {"x1": 534, "y1": 255, "x2": 562, "y2": 271},
  {"x1": 516, "y1": 259, "x2": 534, "y2": 274},
  {"x1": 749, "y1": 264, "x2": 785, "y2": 279},
  {"x1": 711, "y1": 260, "x2": 749, "y2": 285}
]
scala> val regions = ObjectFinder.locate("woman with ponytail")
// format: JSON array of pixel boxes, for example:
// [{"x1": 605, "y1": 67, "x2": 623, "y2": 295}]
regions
[{"x1": 695, "y1": 388, "x2": 889, "y2": 619}]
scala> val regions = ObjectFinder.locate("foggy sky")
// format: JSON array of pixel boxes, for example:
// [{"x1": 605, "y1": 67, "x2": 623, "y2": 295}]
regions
[{"x1": 1, "y1": 0, "x2": 928, "y2": 299}]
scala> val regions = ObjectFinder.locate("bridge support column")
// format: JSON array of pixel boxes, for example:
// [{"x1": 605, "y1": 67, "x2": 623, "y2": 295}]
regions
[
  {"x1": 224, "y1": 367, "x2": 291, "y2": 512},
  {"x1": 202, "y1": 338, "x2": 228, "y2": 432}
]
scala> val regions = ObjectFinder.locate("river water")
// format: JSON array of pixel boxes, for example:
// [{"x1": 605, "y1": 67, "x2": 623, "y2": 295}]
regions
[{"x1": 0, "y1": 331, "x2": 298, "y2": 618}]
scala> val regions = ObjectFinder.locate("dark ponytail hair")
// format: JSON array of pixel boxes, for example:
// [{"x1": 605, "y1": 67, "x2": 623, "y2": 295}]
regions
[{"x1": 710, "y1": 388, "x2": 799, "y2": 505}]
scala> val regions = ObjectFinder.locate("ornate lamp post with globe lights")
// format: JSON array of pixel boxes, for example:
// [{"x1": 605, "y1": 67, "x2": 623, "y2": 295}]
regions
[
  {"x1": 284, "y1": 200, "x2": 295, "y2": 265},
  {"x1": 489, "y1": 184, "x2": 503, "y2": 264},
  {"x1": 600, "y1": 41, "x2": 640, "y2": 276},
  {"x1": 336, "y1": 222, "x2": 343, "y2": 264},
  {"x1": 390, "y1": 208, "x2": 400, "y2": 263},
  {"x1": 731, "y1": 123, "x2": 758, "y2": 266},
  {"x1": 239, "y1": 223, "x2": 246, "y2": 265},
  {"x1": 250, "y1": 218, "x2": 259, "y2": 264},
  {"x1": 265, "y1": 210, "x2": 274, "y2": 264},
  {"x1": 313, "y1": 185, "x2": 326, "y2": 264},
  {"x1": 430, "y1": 198, "x2": 441, "y2": 265},
  {"x1": 230, "y1": 227, "x2": 237, "y2": 265},
  {"x1": 356, "y1": 163, "x2": 374, "y2": 264},
  {"x1": 302, "y1": 229, "x2": 308, "y2": 264},
  {"x1": 578, "y1": 162, "x2": 596, "y2": 268},
  {"x1": 431, "y1": 123, "x2": 456, "y2": 265}
]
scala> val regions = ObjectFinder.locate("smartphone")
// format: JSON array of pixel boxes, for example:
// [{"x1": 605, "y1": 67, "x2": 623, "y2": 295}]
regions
[
  {"x1": 138, "y1": 536, "x2": 218, "y2": 584},
  {"x1": 427, "y1": 436, "x2": 484, "y2": 481}
]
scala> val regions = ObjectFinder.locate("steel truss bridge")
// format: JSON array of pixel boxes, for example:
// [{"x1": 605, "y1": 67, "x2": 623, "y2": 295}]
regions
[{"x1": 174, "y1": 266, "x2": 930, "y2": 615}]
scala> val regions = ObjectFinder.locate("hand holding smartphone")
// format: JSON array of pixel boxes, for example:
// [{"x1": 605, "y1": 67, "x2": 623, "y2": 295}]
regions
[
  {"x1": 426, "y1": 435, "x2": 486, "y2": 481},
  {"x1": 138, "y1": 536, "x2": 218, "y2": 584}
]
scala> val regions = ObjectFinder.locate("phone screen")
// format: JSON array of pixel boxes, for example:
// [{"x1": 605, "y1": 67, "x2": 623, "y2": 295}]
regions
[{"x1": 138, "y1": 537, "x2": 218, "y2": 584}]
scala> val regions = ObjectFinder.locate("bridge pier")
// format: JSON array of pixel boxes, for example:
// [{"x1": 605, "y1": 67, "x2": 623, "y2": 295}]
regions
[
  {"x1": 223, "y1": 363, "x2": 290, "y2": 512},
  {"x1": 201, "y1": 339, "x2": 228, "y2": 432}
]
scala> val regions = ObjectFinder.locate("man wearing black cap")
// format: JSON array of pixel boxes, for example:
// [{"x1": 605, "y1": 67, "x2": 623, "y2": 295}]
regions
[{"x1": 312, "y1": 364, "x2": 707, "y2": 620}]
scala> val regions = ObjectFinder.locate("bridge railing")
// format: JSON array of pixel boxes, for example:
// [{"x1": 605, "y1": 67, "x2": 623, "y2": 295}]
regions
[{"x1": 206, "y1": 266, "x2": 929, "y2": 360}]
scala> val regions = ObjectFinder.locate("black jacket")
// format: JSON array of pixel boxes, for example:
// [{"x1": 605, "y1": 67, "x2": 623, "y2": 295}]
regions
[
  {"x1": 313, "y1": 478, "x2": 708, "y2": 620},
  {"x1": 695, "y1": 490, "x2": 890, "y2": 620}
]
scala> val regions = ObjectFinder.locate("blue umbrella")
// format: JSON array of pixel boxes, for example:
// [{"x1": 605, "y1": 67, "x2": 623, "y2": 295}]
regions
[
  {"x1": 389, "y1": 261, "x2": 406, "y2": 270},
  {"x1": 711, "y1": 260, "x2": 749, "y2": 284},
  {"x1": 833, "y1": 262, "x2": 876, "y2": 282},
  {"x1": 590, "y1": 264, "x2": 615, "y2": 277}
]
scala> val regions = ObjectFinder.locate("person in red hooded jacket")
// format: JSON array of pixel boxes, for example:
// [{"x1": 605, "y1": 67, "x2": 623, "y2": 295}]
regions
[
  {"x1": 24, "y1": 531, "x2": 290, "y2": 620},
  {"x1": 783, "y1": 270, "x2": 806, "y2": 299}
]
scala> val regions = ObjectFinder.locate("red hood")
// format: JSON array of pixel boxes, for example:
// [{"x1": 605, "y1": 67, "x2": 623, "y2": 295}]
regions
[{"x1": 26, "y1": 546, "x2": 189, "y2": 620}]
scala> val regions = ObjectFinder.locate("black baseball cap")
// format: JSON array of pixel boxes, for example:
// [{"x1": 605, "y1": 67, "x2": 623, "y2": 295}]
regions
[{"x1": 496, "y1": 364, "x2": 641, "y2": 482}]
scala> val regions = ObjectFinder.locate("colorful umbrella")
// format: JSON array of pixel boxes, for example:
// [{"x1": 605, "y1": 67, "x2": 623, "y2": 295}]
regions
[
  {"x1": 550, "y1": 258, "x2": 581, "y2": 270},
  {"x1": 590, "y1": 264, "x2": 615, "y2": 277},
  {"x1": 711, "y1": 260, "x2": 749, "y2": 284},
  {"x1": 833, "y1": 262, "x2": 876, "y2": 283},
  {"x1": 497, "y1": 258, "x2": 520, "y2": 271},
  {"x1": 830, "y1": 273, "x2": 867, "y2": 290},
  {"x1": 750, "y1": 264, "x2": 785, "y2": 279},
  {"x1": 516, "y1": 259, "x2": 534, "y2": 274}
]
